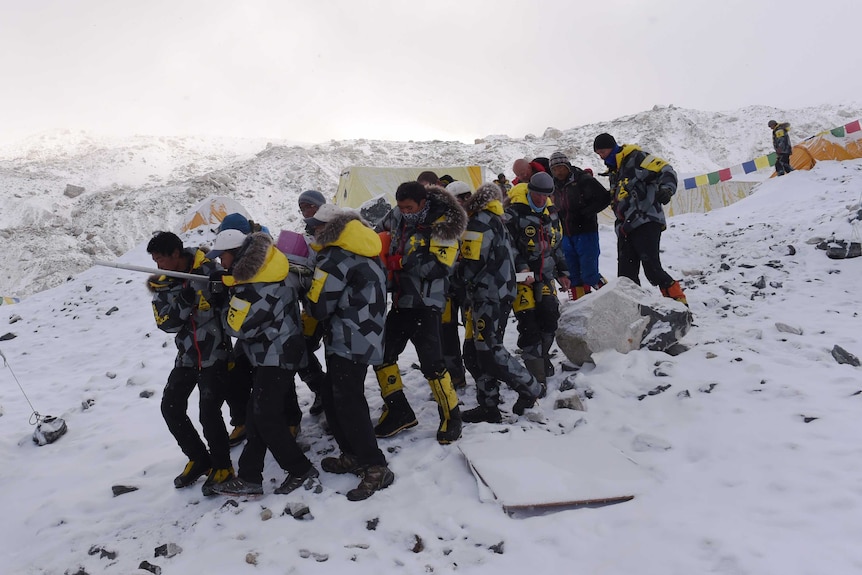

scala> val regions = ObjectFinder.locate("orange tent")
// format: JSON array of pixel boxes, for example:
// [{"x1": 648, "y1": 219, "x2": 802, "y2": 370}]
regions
[{"x1": 790, "y1": 125, "x2": 862, "y2": 171}]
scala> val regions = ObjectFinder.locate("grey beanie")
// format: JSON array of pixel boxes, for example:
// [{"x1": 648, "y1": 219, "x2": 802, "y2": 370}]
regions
[
  {"x1": 527, "y1": 172, "x2": 555, "y2": 195},
  {"x1": 297, "y1": 190, "x2": 326, "y2": 207}
]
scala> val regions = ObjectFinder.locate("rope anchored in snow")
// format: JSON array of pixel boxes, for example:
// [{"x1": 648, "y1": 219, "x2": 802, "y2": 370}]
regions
[{"x1": 0, "y1": 345, "x2": 68, "y2": 445}]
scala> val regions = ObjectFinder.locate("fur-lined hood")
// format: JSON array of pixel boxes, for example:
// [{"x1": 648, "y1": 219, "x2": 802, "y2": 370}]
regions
[
  {"x1": 422, "y1": 185, "x2": 468, "y2": 241},
  {"x1": 229, "y1": 232, "x2": 289, "y2": 284},
  {"x1": 463, "y1": 183, "x2": 504, "y2": 216},
  {"x1": 313, "y1": 212, "x2": 381, "y2": 258}
]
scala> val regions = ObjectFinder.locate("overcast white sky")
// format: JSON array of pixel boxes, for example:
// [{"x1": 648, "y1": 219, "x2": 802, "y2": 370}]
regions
[{"x1": 2, "y1": 0, "x2": 860, "y2": 144}]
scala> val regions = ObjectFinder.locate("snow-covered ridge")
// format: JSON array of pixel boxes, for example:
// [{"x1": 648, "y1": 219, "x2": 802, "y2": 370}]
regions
[{"x1": 1, "y1": 102, "x2": 861, "y2": 298}]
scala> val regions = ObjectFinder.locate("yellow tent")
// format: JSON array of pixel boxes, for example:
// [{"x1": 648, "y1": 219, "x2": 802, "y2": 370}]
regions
[
  {"x1": 179, "y1": 196, "x2": 250, "y2": 233},
  {"x1": 334, "y1": 166, "x2": 485, "y2": 209}
]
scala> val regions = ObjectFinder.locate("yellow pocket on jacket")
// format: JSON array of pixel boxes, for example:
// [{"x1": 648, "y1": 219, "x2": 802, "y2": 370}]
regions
[
  {"x1": 227, "y1": 296, "x2": 251, "y2": 332},
  {"x1": 513, "y1": 284, "x2": 536, "y2": 312},
  {"x1": 301, "y1": 311, "x2": 319, "y2": 337}
]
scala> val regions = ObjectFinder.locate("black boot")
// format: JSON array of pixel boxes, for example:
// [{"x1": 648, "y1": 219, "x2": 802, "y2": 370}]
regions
[
  {"x1": 374, "y1": 391, "x2": 418, "y2": 438},
  {"x1": 462, "y1": 405, "x2": 502, "y2": 424},
  {"x1": 512, "y1": 393, "x2": 537, "y2": 416}
]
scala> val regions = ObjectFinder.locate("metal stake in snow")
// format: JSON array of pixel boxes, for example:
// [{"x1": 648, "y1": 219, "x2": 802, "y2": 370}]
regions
[
  {"x1": 94, "y1": 260, "x2": 210, "y2": 283},
  {"x1": 0, "y1": 345, "x2": 68, "y2": 445}
]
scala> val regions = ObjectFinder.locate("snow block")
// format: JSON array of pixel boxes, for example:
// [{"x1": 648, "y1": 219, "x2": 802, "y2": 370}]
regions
[{"x1": 556, "y1": 277, "x2": 692, "y2": 366}]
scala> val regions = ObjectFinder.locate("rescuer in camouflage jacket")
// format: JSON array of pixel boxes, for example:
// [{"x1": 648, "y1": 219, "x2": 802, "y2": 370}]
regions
[
  {"x1": 304, "y1": 205, "x2": 394, "y2": 501},
  {"x1": 374, "y1": 182, "x2": 467, "y2": 444},
  {"x1": 208, "y1": 230, "x2": 319, "y2": 497},
  {"x1": 457, "y1": 183, "x2": 543, "y2": 422},
  {"x1": 505, "y1": 173, "x2": 571, "y2": 395},
  {"x1": 146, "y1": 232, "x2": 232, "y2": 495},
  {"x1": 593, "y1": 132, "x2": 687, "y2": 305}
]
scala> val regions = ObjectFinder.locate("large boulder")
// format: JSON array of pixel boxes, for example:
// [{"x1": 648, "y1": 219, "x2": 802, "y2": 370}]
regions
[{"x1": 556, "y1": 277, "x2": 693, "y2": 365}]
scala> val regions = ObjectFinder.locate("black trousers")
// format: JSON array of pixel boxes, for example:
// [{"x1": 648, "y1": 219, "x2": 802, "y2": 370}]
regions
[
  {"x1": 514, "y1": 281, "x2": 561, "y2": 361},
  {"x1": 617, "y1": 221, "x2": 674, "y2": 289},
  {"x1": 321, "y1": 354, "x2": 386, "y2": 467},
  {"x1": 382, "y1": 307, "x2": 447, "y2": 379},
  {"x1": 227, "y1": 337, "x2": 321, "y2": 427},
  {"x1": 225, "y1": 351, "x2": 252, "y2": 426},
  {"x1": 440, "y1": 297, "x2": 466, "y2": 382},
  {"x1": 161, "y1": 363, "x2": 231, "y2": 469},
  {"x1": 237, "y1": 366, "x2": 312, "y2": 483},
  {"x1": 775, "y1": 154, "x2": 794, "y2": 176}
]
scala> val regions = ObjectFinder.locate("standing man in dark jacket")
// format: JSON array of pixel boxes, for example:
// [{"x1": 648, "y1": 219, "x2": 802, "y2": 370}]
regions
[
  {"x1": 768, "y1": 120, "x2": 794, "y2": 176},
  {"x1": 146, "y1": 232, "x2": 234, "y2": 496},
  {"x1": 549, "y1": 151, "x2": 611, "y2": 300},
  {"x1": 458, "y1": 183, "x2": 543, "y2": 422},
  {"x1": 375, "y1": 181, "x2": 468, "y2": 444},
  {"x1": 506, "y1": 172, "x2": 571, "y2": 395},
  {"x1": 304, "y1": 205, "x2": 395, "y2": 501},
  {"x1": 593, "y1": 133, "x2": 687, "y2": 305}
]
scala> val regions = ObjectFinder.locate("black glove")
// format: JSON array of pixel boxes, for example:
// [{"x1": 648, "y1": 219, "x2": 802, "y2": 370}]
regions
[
  {"x1": 177, "y1": 285, "x2": 197, "y2": 306},
  {"x1": 656, "y1": 186, "x2": 674, "y2": 205},
  {"x1": 209, "y1": 270, "x2": 227, "y2": 294}
]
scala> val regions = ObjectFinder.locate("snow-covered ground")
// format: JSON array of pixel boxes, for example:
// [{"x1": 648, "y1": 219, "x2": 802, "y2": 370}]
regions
[{"x1": 1, "y1": 150, "x2": 862, "y2": 573}]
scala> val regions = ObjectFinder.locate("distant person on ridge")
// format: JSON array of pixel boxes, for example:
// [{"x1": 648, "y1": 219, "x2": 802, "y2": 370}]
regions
[
  {"x1": 146, "y1": 231, "x2": 234, "y2": 496},
  {"x1": 592, "y1": 133, "x2": 687, "y2": 305},
  {"x1": 768, "y1": 120, "x2": 794, "y2": 176},
  {"x1": 548, "y1": 151, "x2": 612, "y2": 300}
]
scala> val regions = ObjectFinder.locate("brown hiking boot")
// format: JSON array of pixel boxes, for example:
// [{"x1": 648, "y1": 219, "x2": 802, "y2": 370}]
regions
[
  {"x1": 321, "y1": 452, "x2": 362, "y2": 475},
  {"x1": 347, "y1": 464, "x2": 395, "y2": 501}
]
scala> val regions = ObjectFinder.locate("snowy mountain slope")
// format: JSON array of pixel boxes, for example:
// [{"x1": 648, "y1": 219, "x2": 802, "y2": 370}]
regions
[
  {"x1": 1, "y1": 159, "x2": 862, "y2": 574},
  {"x1": 2, "y1": 102, "x2": 862, "y2": 300}
]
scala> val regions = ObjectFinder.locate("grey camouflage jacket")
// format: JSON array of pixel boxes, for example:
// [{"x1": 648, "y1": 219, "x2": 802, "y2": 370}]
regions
[
  {"x1": 505, "y1": 183, "x2": 569, "y2": 283},
  {"x1": 386, "y1": 186, "x2": 467, "y2": 312},
  {"x1": 222, "y1": 232, "x2": 305, "y2": 369},
  {"x1": 457, "y1": 183, "x2": 516, "y2": 305},
  {"x1": 148, "y1": 248, "x2": 229, "y2": 369},
  {"x1": 306, "y1": 213, "x2": 386, "y2": 365},
  {"x1": 607, "y1": 144, "x2": 677, "y2": 236}
]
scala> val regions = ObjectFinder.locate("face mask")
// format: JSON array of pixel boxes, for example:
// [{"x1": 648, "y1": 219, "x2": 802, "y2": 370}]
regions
[{"x1": 402, "y1": 202, "x2": 429, "y2": 225}]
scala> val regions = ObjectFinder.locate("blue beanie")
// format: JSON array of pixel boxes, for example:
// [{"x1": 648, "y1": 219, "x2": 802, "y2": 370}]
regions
[
  {"x1": 298, "y1": 190, "x2": 326, "y2": 208},
  {"x1": 218, "y1": 213, "x2": 251, "y2": 234}
]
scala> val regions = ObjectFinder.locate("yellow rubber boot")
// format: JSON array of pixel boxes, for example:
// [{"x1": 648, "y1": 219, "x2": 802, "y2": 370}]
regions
[{"x1": 428, "y1": 372, "x2": 462, "y2": 444}]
